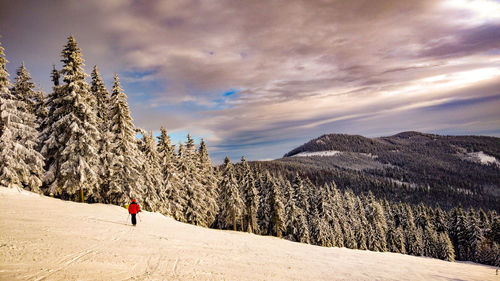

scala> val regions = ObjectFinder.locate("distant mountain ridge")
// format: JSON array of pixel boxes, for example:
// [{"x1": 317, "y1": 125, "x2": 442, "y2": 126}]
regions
[
  {"x1": 251, "y1": 131, "x2": 500, "y2": 211},
  {"x1": 284, "y1": 131, "x2": 500, "y2": 159},
  {"x1": 281, "y1": 131, "x2": 500, "y2": 194}
]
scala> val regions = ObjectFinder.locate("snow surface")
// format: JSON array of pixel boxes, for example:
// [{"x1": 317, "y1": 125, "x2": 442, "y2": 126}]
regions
[
  {"x1": 0, "y1": 187, "x2": 497, "y2": 281},
  {"x1": 293, "y1": 150, "x2": 341, "y2": 157},
  {"x1": 466, "y1": 151, "x2": 500, "y2": 166}
]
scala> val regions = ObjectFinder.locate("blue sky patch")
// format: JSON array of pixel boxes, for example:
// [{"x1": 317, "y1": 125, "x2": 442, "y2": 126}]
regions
[{"x1": 223, "y1": 89, "x2": 239, "y2": 97}]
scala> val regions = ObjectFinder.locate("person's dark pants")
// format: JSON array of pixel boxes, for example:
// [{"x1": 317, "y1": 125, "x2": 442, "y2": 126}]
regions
[{"x1": 131, "y1": 214, "x2": 137, "y2": 225}]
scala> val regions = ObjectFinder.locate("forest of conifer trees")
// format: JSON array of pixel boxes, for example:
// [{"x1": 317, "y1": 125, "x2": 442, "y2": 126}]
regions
[{"x1": 0, "y1": 36, "x2": 498, "y2": 267}]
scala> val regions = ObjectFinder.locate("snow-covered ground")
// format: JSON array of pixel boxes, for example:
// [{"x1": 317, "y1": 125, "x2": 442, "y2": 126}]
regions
[
  {"x1": 0, "y1": 187, "x2": 497, "y2": 281},
  {"x1": 292, "y1": 150, "x2": 378, "y2": 159},
  {"x1": 293, "y1": 150, "x2": 341, "y2": 157}
]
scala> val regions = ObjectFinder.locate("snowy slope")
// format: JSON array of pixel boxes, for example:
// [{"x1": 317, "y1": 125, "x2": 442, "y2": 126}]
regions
[
  {"x1": 0, "y1": 187, "x2": 497, "y2": 281},
  {"x1": 465, "y1": 151, "x2": 500, "y2": 166},
  {"x1": 292, "y1": 150, "x2": 341, "y2": 157}
]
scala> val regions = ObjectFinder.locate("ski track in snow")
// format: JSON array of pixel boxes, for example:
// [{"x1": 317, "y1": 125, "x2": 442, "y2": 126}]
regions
[{"x1": 0, "y1": 186, "x2": 498, "y2": 281}]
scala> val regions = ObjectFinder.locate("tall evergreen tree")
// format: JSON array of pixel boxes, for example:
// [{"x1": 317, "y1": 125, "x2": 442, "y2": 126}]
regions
[
  {"x1": 0, "y1": 44, "x2": 44, "y2": 192},
  {"x1": 454, "y1": 208, "x2": 469, "y2": 260},
  {"x1": 364, "y1": 193, "x2": 387, "y2": 252},
  {"x1": 343, "y1": 189, "x2": 362, "y2": 249},
  {"x1": 34, "y1": 87, "x2": 47, "y2": 131},
  {"x1": 157, "y1": 126, "x2": 176, "y2": 183},
  {"x1": 197, "y1": 139, "x2": 219, "y2": 227},
  {"x1": 326, "y1": 183, "x2": 347, "y2": 248},
  {"x1": 39, "y1": 36, "x2": 101, "y2": 201},
  {"x1": 11, "y1": 63, "x2": 42, "y2": 116},
  {"x1": 310, "y1": 207, "x2": 335, "y2": 247},
  {"x1": 267, "y1": 171, "x2": 285, "y2": 238},
  {"x1": 38, "y1": 65, "x2": 60, "y2": 137},
  {"x1": 402, "y1": 204, "x2": 423, "y2": 256},
  {"x1": 256, "y1": 170, "x2": 271, "y2": 235},
  {"x1": 107, "y1": 74, "x2": 143, "y2": 205},
  {"x1": 138, "y1": 131, "x2": 165, "y2": 213},
  {"x1": 90, "y1": 66, "x2": 110, "y2": 125},
  {"x1": 239, "y1": 157, "x2": 259, "y2": 233},
  {"x1": 178, "y1": 135, "x2": 210, "y2": 226},
  {"x1": 433, "y1": 206, "x2": 448, "y2": 233},
  {"x1": 90, "y1": 65, "x2": 113, "y2": 196},
  {"x1": 157, "y1": 126, "x2": 183, "y2": 218},
  {"x1": 217, "y1": 157, "x2": 244, "y2": 231},
  {"x1": 354, "y1": 195, "x2": 368, "y2": 250},
  {"x1": 466, "y1": 209, "x2": 483, "y2": 262},
  {"x1": 436, "y1": 232, "x2": 455, "y2": 262},
  {"x1": 284, "y1": 181, "x2": 310, "y2": 243}
]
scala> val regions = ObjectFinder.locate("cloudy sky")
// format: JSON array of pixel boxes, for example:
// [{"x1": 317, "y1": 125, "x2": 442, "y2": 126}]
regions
[{"x1": 1, "y1": 0, "x2": 500, "y2": 163}]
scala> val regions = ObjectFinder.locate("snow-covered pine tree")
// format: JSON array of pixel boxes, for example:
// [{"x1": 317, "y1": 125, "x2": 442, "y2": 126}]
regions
[
  {"x1": 90, "y1": 66, "x2": 110, "y2": 126},
  {"x1": 433, "y1": 206, "x2": 448, "y2": 233},
  {"x1": 107, "y1": 74, "x2": 143, "y2": 205},
  {"x1": 342, "y1": 189, "x2": 362, "y2": 249},
  {"x1": 487, "y1": 214, "x2": 500, "y2": 244},
  {"x1": 34, "y1": 87, "x2": 47, "y2": 131},
  {"x1": 11, "y1": 63, "x2": 40, "y2": 116},
  {"x1": 284, "y1": 181, "x2": 310, "y2": 243},
  {"x1": 217, "y1": 157, "x2": 244, "y2": 231},
  {"x1": 267, "y1": 171, "x2": 285, "y2": 238},
  {"x1": 387, "y1": 223, "x2": 406, "y2": 254},
  {"x1": 157, "y1": 126, "x2": 183, "y2": 219},
  {"x1": 40, "y1": 36, "x2": 101, "y2": 202},
  {"x1": 364, "y1": 192, "x2": 387, "y2": 252},
  {"x1": 413, "y1": 203, "x2": 439, "y2": 258},
  {"x1": 477, "y1": 240, "x2": 499, "y2": 266},
  {"x1": 256, "y1": 169, "x2": 271, "y2": 235},
  {"x1": 169, "y1": 143, "x2": 188, "y2": 222},
  {"x1": 436, "y1": 232, "x2": 455, "y2": 261},
  {"x1": 292, "y1": 173, "x2": 311, "y2": 223},
  {"x1": 384, "y1": 201, "x2": 406, "y2": 254},
  {"x1": 51, "y1": 65, "x2": 60, "y2": 86},
  {"x1": 0, "y1": 44, "x2": 44, "y2": 192},
  {"x1": 477, "y1": 209, "x2": 490, "y2": 232},
  {"x1": 292, "y1": 173, "x2": 310, "y2": 217},
  {"x1": 178, "y1": 135, "x2": 210, "y2": 226},
  {"x1": 447, "y1": 206, "x2": 461, "y2": 253},
  {"x1": 310, "y1": 207, "x2": 335, "y2": 247},
  {"x1": 157, "y1": 126, "x2": 176, "y2": 182},
  {"x1": 88, "y1": 67, "x2": 114, "y2": 202},
  {"x1": 454, "y1": 208, "x2": 469, "y2": 260},
  {"x1": 197, "y1": 139, "x2": 219, "y2": 227},
  {"x1": 326, "y1": 183, "x2": 346, "y2": 248},
  {"x1": 403, "y1": 204, "x2": 423, "y2": 256},
  {"x1": 138, "y1": 130, "x2": 165, "y2": 213},
  {"x1": 466, "y1": 209, "x2": 483, "y2": 262},
  {"x1": 423, "y1": 224, "x2": 439, "y2": 258},
  {"x1": 239, "y1": 157, "x2": 259, "y2": 233},
  {"x1": 354, "y1": 195, "x2": 368, "y2": 250},
  {"x1": 38, "y1": 65, "x2": 60, "y2": 166}
]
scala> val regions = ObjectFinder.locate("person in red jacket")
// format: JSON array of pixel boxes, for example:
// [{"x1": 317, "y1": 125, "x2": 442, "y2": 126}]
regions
[{"x1": 128, "y1": 199, "x2": 140, "y2": 226}]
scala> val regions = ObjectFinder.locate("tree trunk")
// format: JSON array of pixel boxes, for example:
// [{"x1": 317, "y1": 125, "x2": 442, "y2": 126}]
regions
[
  {"x1": 80, "y1": 188, "x2": 84, "y2": 203},
  {"x1": 233, "y1": 217, "x2": 236, "y2": 231}
]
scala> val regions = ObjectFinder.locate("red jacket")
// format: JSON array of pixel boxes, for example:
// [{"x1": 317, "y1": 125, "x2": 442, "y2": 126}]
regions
[{"x1": 128, "y1": 202, "x2": 140, "y2": 214}]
